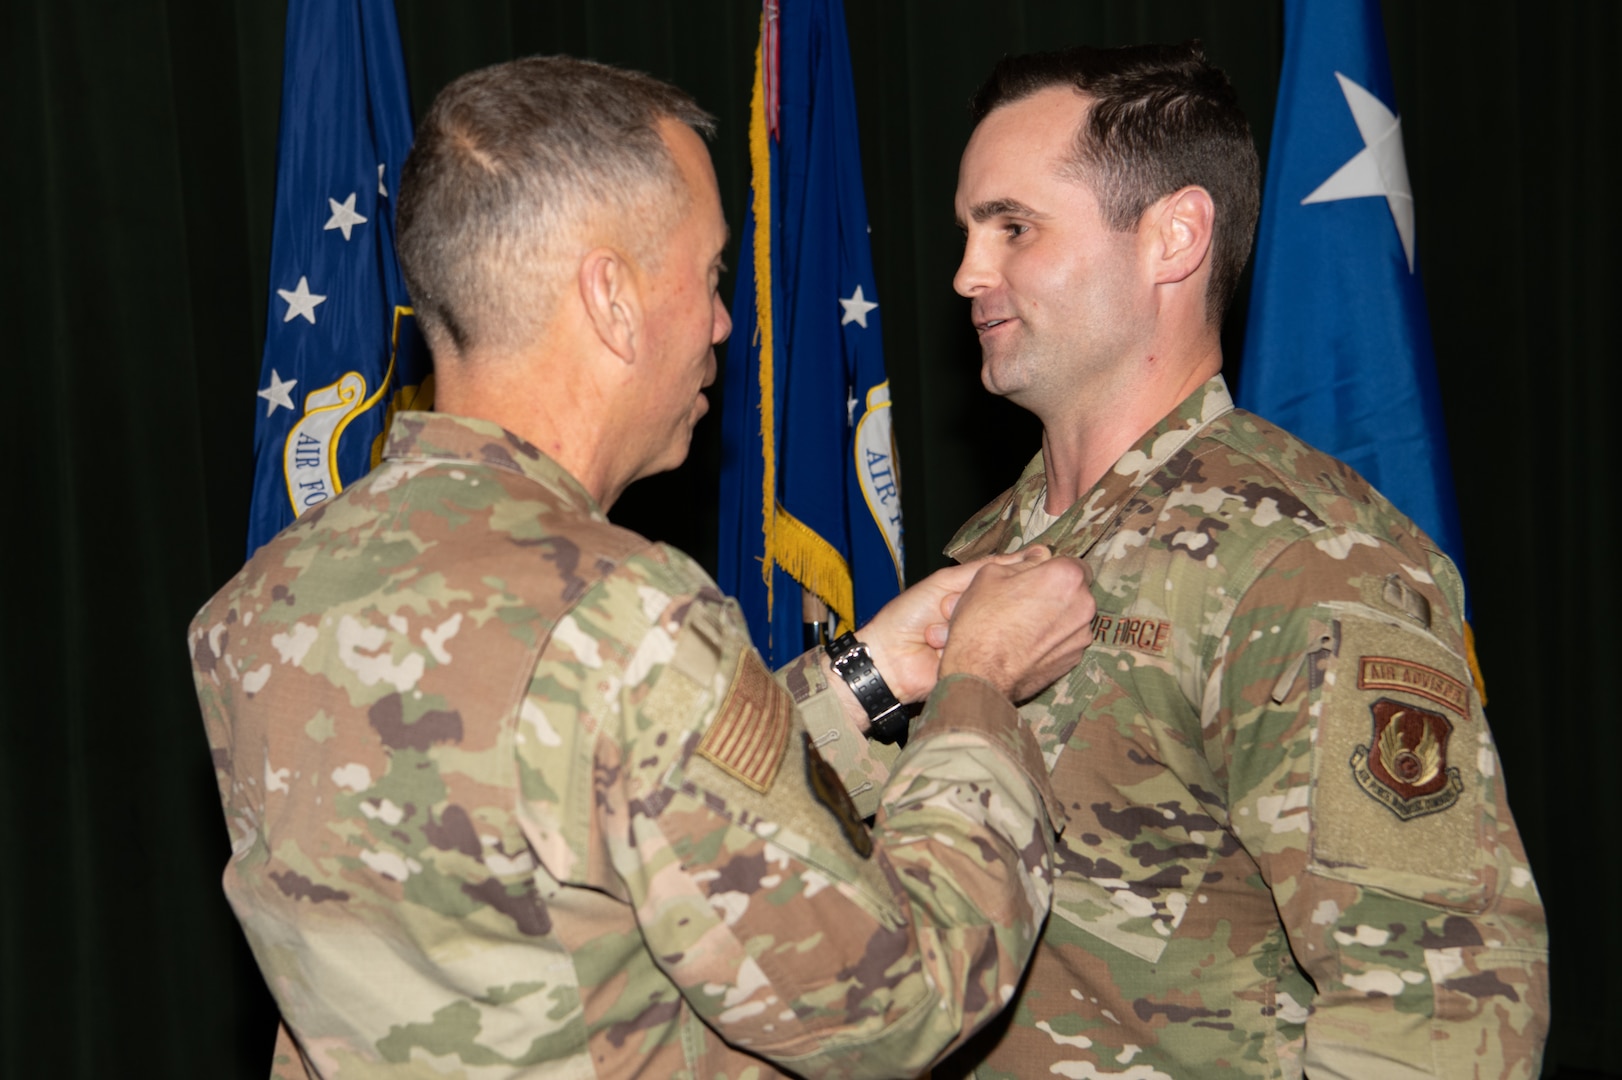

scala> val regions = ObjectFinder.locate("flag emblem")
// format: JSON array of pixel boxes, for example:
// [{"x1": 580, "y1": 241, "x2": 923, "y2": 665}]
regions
[
  {"x1": 696, "y1": 651, "x2": 793, "y2": 794},
  {"x1": 246, "y1": 0, "x2": 430, "y2": 555}
]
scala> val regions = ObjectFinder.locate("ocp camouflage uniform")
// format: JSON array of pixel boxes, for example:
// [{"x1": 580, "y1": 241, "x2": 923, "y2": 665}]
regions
[
  {"x1": 188, "y1": 411, "x2": 1063, "y2": 1080},
  {"x1": 927, "y1": 377, "x2": 1548, "y2": 1079}
]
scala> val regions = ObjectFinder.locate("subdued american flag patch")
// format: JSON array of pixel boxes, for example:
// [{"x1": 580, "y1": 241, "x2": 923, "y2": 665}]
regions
[{"x1": 696, "y1": 650, "x2": 793, "y2": 793}]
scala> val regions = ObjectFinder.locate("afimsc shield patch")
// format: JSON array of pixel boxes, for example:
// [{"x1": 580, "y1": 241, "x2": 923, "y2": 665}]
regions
[
  {"x1": 1350, "y1": 698, "x2": 1464, "y2": 820},
  {"x1": 695, "y1": 650, "x2": 792, "y2": 794}
]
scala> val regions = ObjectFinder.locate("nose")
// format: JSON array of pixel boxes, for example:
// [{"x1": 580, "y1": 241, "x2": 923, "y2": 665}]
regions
[
  {"x1": 953, "y1": 233, "x2": 995, "y2": 298},
  {"x1": 712, "y1": 291, "x2": 732, "y2": 345}
]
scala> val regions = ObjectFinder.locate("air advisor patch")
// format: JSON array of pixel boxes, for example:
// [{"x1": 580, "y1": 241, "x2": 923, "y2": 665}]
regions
[{"x1": 1313, "y1": 616, "x2": 1482, "y2": 884}]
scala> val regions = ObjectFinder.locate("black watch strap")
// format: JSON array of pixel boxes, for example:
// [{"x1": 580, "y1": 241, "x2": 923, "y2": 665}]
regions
[{"x1": 824, "y1": 631, "x2": 909, "y2": 744}]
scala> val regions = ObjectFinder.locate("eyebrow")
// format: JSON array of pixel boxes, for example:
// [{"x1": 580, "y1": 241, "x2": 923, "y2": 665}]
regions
[{"x1": 960, "y1": 198, "x2": 1047, "y2": 227}]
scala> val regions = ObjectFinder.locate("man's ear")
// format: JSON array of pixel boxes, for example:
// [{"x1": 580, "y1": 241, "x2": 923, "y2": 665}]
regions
[
  {"x1": 579, "y1": 248, "x2": 642, "y2": 362},
  {"x1": 1149, "y1": 186, "x2": 1215, "y2": 286}
]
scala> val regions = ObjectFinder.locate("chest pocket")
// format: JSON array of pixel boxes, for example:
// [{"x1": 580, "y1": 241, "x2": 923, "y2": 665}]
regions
[{"x1": 1041, "y1": 645, "x2": 1226, "y2": 964}]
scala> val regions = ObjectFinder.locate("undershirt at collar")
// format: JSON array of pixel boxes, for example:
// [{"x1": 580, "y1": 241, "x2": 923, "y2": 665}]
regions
[{"x1": 1019, "y1": 487, "x2": 1063, "y2": 540}]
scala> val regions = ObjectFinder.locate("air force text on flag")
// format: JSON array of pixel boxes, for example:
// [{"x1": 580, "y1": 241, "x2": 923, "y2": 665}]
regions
[
  {"x1": 718, "y1": 0, "x2": 904, "y2": 666},
  {"x1": 247, "y1": 0, "x2": 432, "y2": 556}
]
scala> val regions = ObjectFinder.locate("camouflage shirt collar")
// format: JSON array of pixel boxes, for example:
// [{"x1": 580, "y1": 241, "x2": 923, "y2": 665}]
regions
[
  {"x1": 382, "y1": 411, "x2": 607, "y2": 519},
  {"x1": 946, "y1": 376, "x2": 1234, "y2": 561}
]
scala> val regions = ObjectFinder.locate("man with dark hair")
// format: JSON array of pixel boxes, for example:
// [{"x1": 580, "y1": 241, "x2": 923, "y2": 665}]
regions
[
  {"x1": 929, "y1": 43, "x2": 1547, "y2": 1077},
  {"x1": 190, "y1": 56, "x2": 1098, "y2": 1078}
]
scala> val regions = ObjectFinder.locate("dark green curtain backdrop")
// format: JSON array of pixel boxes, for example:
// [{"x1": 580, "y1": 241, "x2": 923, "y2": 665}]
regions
[{"x1": 3, "y1": 2, "x2": 1614, "y2": 1075}]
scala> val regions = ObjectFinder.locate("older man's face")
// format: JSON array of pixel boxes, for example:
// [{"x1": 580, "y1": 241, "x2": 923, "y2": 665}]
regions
[{"x1": 628, "y1": 119, "x2": 732, "y2": 482}]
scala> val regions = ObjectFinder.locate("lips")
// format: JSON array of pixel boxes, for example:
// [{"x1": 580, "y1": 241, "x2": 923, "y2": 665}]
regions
[{"x1": 970, "y1": 302, "x2": 1015, "y2": 334}]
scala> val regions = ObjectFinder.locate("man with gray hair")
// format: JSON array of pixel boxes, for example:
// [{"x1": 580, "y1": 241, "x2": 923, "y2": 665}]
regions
[{"x1": 189, "y1": 55, "x2": 1096, "y2": 1079}]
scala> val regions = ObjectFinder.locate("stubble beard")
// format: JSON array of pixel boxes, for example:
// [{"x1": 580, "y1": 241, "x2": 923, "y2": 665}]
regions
[{"x1": 979, "y1": 328, "x2": 1052, "y2": 410}]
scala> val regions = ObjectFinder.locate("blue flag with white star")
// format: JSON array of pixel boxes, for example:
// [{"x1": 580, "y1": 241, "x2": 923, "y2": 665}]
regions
[
  {"x1": 1239, "y1": 0, "x2": 1464, "y2": 578},
  {"x1": 246, "y1": 0, "x2": 431, "y2": 556},
  {"x1": 718, "y1": 0, "x2": 903, "y2": 666}
]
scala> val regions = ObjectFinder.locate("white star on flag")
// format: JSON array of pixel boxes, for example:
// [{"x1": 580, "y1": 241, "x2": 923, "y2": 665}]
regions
[
  {"x1": 277, "y1": 276, "x2": 327, "y2": 324},
  {"x1": 257, "y1": 369, "x2": 298, "y2": 416},
  {"x1": 1302, "y1": 71, "x2": 1416, "y2": 272},
  {"x1": 839, "y1": 284, "x2": 878, "y2": 328},
  {"x1": 378, "y1": 163, "x2": 388, "y2": 197},
  {"x1": 324, "y1": 192, "x2": 368, "y2": 241}
]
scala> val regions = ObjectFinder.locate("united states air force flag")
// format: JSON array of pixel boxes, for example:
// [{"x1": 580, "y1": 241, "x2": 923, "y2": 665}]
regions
[
  {"x1": 246, "y1": 0, "x2": 431, "y2": 555},
  {"x1": 718, "y1": 0, "x2": 903, "y2": 666},
  {"x1": 1240, "y1": 0, "x2": 1464, "y2": 579}
]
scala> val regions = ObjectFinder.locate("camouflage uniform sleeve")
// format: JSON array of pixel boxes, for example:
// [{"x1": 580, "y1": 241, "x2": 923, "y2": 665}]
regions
[
  {"x1": 270, "y1": 1021, "x2": 314, "y2": 1079},
  {"x1": 522, "y1": 544, "x2": 1059, "y2": 1079},
  {"x1": 776, "y1": 648, "x2": 901, "y2": 820},
  {"x1": 1215, "y1": 534, "x2": 1548, "y2": 1078}
]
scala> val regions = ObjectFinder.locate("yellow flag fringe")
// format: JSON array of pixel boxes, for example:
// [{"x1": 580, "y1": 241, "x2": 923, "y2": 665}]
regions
[
  {"x1": 749, "y1": 33, "x2": 777, "y2": 612},
  {"x1": 750, "y1": 28, "x2": 857, "y2": 635},
  {"x1": 1464, "y1": 620, "x2": 1488, "y2": 707},
  {"x1": 774, "y1": 505, "x2": 855, "y2": 631}
]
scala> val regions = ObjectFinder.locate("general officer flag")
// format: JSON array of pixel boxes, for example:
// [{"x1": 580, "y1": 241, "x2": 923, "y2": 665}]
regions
[
  {"x1": 246, "y1": 0, "x2": 431, "y2": 556},
  {"x1": 718, "y1": 0, "x2": 904, "y2": 667},
  {"x1": 1239, "y1": 0, "x2": 1465, "y2": 578}
]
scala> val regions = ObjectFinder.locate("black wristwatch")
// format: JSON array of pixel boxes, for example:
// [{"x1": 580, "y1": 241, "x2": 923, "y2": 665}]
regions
[{"x1": 824, "y1": 631, "x2": 909, "y2": 744}]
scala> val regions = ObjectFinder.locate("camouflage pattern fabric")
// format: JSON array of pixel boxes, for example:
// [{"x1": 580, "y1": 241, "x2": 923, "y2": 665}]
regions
[
  {"x1": 188, "y1": 411, "x2": 1064, "y2": 1079},
  {"x1": 777, "y1": 650, "x2": 903, "y2": 823},
  {"x1": 926, "y1": 377, "x2": 1549, "y2": 1079}
]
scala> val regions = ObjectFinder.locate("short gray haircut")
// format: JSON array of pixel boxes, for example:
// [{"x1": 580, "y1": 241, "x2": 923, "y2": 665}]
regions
[{"x1": 397, "y1": 55, "x2": 716, "y2": 356}]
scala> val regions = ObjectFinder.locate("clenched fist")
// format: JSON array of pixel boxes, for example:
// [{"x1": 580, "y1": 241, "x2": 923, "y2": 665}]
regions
[{"x1": 939, "y1": 546, "x2": 1095, "y2": 702}]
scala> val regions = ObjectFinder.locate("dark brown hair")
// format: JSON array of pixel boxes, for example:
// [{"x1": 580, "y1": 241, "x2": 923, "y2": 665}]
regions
[{"x1": 971, "y1": 42, "x2": 1260, "y2": 323}]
